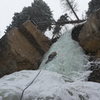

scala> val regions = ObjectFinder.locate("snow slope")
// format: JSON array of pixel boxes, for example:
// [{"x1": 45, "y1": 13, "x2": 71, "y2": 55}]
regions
[{"x1": 0, "y1": 70, "x2": 100, "y2": 100}]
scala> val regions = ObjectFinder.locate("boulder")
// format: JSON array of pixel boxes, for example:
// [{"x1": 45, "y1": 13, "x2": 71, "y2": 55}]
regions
[
  {"x1": 79, "y1": 9, "x2": 100, "y2": 55},
  {"x1": 0, "y1": 20, "x2": 51, "y2": 77}
]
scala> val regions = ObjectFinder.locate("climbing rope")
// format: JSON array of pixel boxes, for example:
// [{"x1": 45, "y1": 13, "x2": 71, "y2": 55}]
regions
[
  {"x1": 20, "y1": 51, "x2": 54, "y2": 100},
  {"x1": 20, "y1": 70, "x2": 42, "y2": 100}
]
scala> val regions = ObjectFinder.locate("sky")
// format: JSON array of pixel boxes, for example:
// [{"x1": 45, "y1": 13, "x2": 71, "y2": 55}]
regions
[{"x1": 0, "y1": 0, "x2": 90, "y2": 37}]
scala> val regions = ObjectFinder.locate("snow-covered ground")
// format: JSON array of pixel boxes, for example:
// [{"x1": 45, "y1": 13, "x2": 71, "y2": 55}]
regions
[
  {"x1": 0, "y1": 70, "x2": 100, "y2": 100},
  {"x1": 0, "y1": 27, "x2": 100, "y2": 100}
]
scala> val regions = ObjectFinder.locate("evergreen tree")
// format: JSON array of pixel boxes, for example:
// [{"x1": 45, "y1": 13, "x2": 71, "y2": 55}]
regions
[
  {"x1": 6, "y1": 0, "x2": 54, "y2": 33},
  {"x1": 52, "y1": 13, "x2": 69, "y2": 39},
  {"x1": 87, "y1": 0, "x2": 100, "y2": 16}
]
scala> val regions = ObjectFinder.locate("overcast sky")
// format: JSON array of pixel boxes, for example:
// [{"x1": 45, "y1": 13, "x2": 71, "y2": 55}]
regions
[{"x1": 0, "y1": 0, "x2": 90, "y2": 37}]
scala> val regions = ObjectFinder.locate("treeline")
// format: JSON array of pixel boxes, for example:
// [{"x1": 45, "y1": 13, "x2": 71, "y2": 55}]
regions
[
  {"x1": 87, "y1": 0, "x2": 100, "y2": 16},
  {"x1": 5, "y1": 0, "x2": 100, "y2": 39},
  {"x1": 6, "y1": 0, "x2": 54, "y2": 33}
]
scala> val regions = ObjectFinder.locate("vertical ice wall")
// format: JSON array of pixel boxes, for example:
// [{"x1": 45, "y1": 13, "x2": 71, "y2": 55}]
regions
[{"x1": 40, "y1": 27, "x2": 88, "y2": 80}]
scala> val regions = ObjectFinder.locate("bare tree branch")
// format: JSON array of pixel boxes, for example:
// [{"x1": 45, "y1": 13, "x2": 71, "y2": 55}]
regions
[{"x1": 65, "y1": 0, "x2": 79, "y2": 20}]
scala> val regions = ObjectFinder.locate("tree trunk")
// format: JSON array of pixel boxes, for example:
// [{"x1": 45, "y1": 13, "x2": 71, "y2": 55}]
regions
[{"x1": 66, "y1": 0, "x2": 80, "y2": 21}]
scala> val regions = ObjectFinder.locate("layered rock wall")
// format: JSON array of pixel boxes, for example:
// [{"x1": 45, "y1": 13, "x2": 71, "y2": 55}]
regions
[
  {"x1": 78, "y1": 9, "x2": 100, "y2": 83},
  {"x1": 79, "y1": 10, "x2": 100, "y2": 56},
  {"x1": 0, "y1": 20, "x2": 51, "y2": 77}
]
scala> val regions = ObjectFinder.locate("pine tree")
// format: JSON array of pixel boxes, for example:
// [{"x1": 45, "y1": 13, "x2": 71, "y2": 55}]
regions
[
  {"x1": 87, "y1": 0, "x2": 100, "y2": 16},
  {"x1": 6, "y1": 0, "x2": 54, "y2": 33}
]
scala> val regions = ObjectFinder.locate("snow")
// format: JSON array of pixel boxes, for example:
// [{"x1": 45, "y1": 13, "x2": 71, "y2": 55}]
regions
[
  {"x1": 44, "y1": 28, "x2": 53, "y2": 39},
  {"x1": 0, "y1": 26, "x2": 100, "y2": 100},
  {"x1": 0, "y1": 70, "x2": 100, "y2": 100}
]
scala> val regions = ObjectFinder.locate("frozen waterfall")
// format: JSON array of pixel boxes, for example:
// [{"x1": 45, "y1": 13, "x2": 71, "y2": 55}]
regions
[
  {"x1": 40, "y1": 27, "x2": 88, "y2": 81},
  {"x1": 0, "y1": 27, "x2": 100, "y2": 100}
]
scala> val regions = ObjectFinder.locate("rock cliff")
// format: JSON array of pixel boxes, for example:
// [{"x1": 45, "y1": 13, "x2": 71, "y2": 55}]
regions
[
  {"x1": 79, "y1": 9, "x2": 100, "y2": 56},
  {"x1": 75, "y1": 9, "x2": 100, "y2": 83},
  {"x1": 0, "y1": 20, "x2": 51, "y2": 77}
]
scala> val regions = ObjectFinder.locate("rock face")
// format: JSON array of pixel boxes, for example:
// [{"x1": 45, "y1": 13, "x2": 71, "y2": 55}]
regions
[
  {"x1": 79, "y1": 9, "x2": 100, "y2": 56},
  {"x1": 87, "y1": 61, "x2": 100, "y2": 83},
  {"x1": 78, "y1": 9, "x2": 100, "y2": 83},
  {"x1": 71, "y1": 24, "x2": 84, "y2": 41},
  {"x1": 88, "y1": 68, "x2": 100, "y2": 83},
  {"x1": 0, "y1": 20, "x2": 51, "y2": 77}
]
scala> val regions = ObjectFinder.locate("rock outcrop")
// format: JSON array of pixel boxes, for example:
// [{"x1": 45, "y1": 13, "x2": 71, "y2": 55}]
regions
[
  {"x1": 0, "y1": 20, "x2": 51, "y2": 77},
  {"x1": 87, "y1": 61, "x2": 100, "y2": 83},
  {"x1": 79, "y1": 9, "x2": 100, "y2": 56},
  {"x1": 88, "y1": 67, "x2": 100, "y2": 83},
  {"x1": 77, "y1": 9, "x2": 100, "y2": 83},
  {"x1": 71, "y1": 24, "x2": 84, "y2": 41}
]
